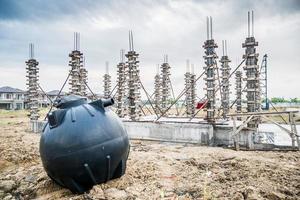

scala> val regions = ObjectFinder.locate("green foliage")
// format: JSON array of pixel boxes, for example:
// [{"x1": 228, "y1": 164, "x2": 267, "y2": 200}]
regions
[
  {"x1": 290, "y1": 98, "x2": 300, "y2": 103},
  {"x1": 270, "y1": 97, "x2": 300, "y2": 103}
]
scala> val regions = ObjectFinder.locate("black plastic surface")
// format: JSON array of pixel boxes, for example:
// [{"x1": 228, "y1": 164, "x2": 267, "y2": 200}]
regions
[{"x1": 40, "y1": 95, "x2": 130, "y2": 194}]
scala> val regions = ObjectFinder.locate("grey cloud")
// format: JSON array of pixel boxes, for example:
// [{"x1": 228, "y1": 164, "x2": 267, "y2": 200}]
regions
[{"x1": 0, "y1": 0, "x2": 299, "y2": 99}]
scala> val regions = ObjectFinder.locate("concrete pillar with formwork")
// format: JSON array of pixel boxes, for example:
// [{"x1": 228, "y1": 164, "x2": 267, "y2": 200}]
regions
[
  {"x1": 219, "y1": 40, "x2": 231, "y2": 119},
  {"x1": 26, "y1": 43, "x2": 40, "y2": 121},
  {"x1": 242, "y1": 11, "x2": 261, "y2": 129},
  {"x1": 154, "y1": 64, "x2": 162, "y2": 114},
  {"x1": 126, "y1": 30, "x2": 141, "y2": 121},
  {"x1": 185, "y1": 60, "x2": 196, "y2": 117},
  {"x1": 160, "y1": 55, "x2": 171, "y2": 115},
  {"x1": 203, "y1": 16, "x2": 218, "y2": 123},
  {"x1": 103, "y1": 61, "x2": 111, "y2": 98},
  {"x1": 235, "y1": 71, "x2": 243, "y2": 120},
  {"x1": 68, "y1": 32, "x2": 87, "y2": 97},
  {"x1": 116, "y1": 49, "x2": 127, "y2": 118}
]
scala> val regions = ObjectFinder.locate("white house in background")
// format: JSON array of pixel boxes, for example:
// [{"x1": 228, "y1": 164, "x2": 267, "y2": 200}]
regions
[
  {"x1": 46, "y1": 90, "x2": 67, "y2": 104},
  {"x1": 0, "y1": 86, "x2": 25, "y2": 110},
  {"x1": 0, "y1": 86, "x2": 69, "y2": 110}
]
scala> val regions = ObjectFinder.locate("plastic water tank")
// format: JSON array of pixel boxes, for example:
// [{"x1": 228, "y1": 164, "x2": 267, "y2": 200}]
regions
[{"x1": 40, "y1": 95, "x2": 130, "y2": 193}]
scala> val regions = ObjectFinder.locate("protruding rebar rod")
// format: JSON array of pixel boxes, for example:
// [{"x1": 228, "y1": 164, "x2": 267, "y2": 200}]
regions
[
  {"x1": 130, "y1": 30, "x2": 134, "y2": 51},
  {"x1": 78, "y1": 32, "x2": 80, "y2": 51},
  {"x1": 29, "y1": 43, "x2": 34, "y2": 59},
  {"x1": 252, "y1": 10, "x2": 254, "y2": 37},
  {"x1": 210, "y1": 16, "x2": 213, "y2": 39},
  {"x1": 186, "y1": 59, "x2": 190, "y2": 72},
  {"x1": 248, "y1": 11, "x2": 250, "y2": 37},
  {"x1": 128, "y1": 31, "x2": 132, "y2": 51},
  {"x1": 222, "y1": 40, "x2": 224, "y2": 56},
  {"x1": 206, "y1": 16, "x2": 209, "y2": 40},
  {"x1": 105, "y1": 61, "x2": 109, "y2": 74},
  {"x1": 191, "y1": 63, "x2": 194, "y2": 74},
  {"x1": 225, "y1": 40, "x2": 228, "y2": 56},
  {"x1": 73, "y1": 32, "x2": 76, "y2": 50}
]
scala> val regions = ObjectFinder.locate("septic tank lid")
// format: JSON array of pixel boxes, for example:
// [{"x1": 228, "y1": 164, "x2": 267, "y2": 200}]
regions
[{"x1": 55, "y1": 95, "x2": 87, "y2": 109}]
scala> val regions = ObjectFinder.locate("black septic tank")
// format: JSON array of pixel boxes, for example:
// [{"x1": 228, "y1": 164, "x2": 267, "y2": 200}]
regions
[{"x1": 40, "y1": 95, "x2": 130, "y2": 194}]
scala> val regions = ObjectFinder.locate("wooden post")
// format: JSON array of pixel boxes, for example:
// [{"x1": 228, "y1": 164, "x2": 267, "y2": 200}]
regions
[
  {"x1": 289, "y1": 112, "x2": 296, "y2": 148},
  {"x1": 290, "y1": 112, "x2": 299, "y2": 150}
]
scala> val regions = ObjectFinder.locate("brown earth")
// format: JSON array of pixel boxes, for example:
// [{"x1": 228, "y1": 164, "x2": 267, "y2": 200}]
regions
[{"x1": 0, "y1": 110, "x2": 299, "y2": 200}]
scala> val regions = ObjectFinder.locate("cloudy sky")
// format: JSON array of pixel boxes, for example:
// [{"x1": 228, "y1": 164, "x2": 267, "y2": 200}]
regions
[{"x1": 0, "y1": 0, "x2": 299, "y2": 100}]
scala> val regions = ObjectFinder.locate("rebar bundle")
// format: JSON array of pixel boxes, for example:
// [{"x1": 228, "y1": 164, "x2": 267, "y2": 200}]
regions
[
  {"x1": 68, "y1": 32, "x2": 88, "y2": 96},
  {"x1": 220, "y1": 40, "x2": 231, "y2": 119},
  {"x1": 116, "y1": 49, "x2": 127, "y2": 118},
  {"x1": 154, "y1": 64, "x2": 161, "y2": 114},
  {"x1": 235, "y1": 70, "x2": 242, "y2": 120},
  {"x1": 242, "y1": 11, "x2": 261, "y2": 128},
  {"x1": 160, "y1": 55, "x2": 171, "y2": 114},
  {"x1": 126, "y1": 31, "x2": 141, "y2": 121},
  {"x1": 103, "y1": 61, "x2": 111, "y2": 98},
  {"x1": 185, "y1": 61, "x2": 196, "y2": 117},
  {"x1": 25, "y1": 43, "x2": 40, "y2": 120},
  {"x1": 203, "y1": 17, "x2": 218, "y2": 122}
]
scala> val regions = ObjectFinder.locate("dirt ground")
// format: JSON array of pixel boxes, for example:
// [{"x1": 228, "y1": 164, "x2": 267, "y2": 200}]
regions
[{"x1": 0, "y1": 110, "x2": 299, "y2": 200}]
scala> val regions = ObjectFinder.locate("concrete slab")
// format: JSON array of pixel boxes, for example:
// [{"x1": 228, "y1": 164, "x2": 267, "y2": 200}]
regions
[
  {"x1": 29, "y1": 117, "x2": 298, "y2": 150},
  {"x1": 123, "y1": 121, "x2": 214, "y2": 145}
]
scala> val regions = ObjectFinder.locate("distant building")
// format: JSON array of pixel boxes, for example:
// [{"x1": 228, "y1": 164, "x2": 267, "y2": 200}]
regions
[
  {"x1": 0, "y1": 86, "x2": 68, "y2": 110},
  {"x1": 0, "y1": 86, "x2": 25, "y2": 110},
  {"x1": 46, "y1": 90, "x2": 67, "y2": 104}
]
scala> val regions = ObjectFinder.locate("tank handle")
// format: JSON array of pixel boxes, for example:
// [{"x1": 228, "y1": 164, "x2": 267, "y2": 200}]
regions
[{"x1": 89, "y1": 98, "x2": 114, "y2": 110}]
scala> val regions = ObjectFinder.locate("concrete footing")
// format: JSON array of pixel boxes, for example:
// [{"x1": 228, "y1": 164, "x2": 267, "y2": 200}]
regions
[
  {"x1": 29, "y1": 119, "x2": 296, "y2": 150},
  {"x1": 29, "y1": 120, "x2": 47, "y2": 133},
  {"x1": 124, "y1": 121, "x2": 214, "y2": 145}
]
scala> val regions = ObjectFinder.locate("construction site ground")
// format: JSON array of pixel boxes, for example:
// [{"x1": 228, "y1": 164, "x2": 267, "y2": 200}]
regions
[{"x1": 0, "y1": 110, "x2": 299, "y2": 200}]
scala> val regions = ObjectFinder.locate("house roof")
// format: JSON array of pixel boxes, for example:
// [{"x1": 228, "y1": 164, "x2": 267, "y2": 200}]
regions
[
  {"x1": 0, "y1": 86, "x2": 25, "y2": 93},
  {"x1": 47, "y1": 90, "x2": 66, "y2": 96}
]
